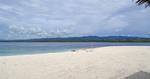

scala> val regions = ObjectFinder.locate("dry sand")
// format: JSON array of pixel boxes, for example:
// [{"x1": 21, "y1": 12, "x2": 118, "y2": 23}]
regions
[{"x1": 0, "y1": 46, "x2": 150, "y2": 79}]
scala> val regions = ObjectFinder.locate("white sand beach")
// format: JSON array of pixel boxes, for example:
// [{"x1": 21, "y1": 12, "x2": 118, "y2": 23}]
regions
[{"x1": 0, "y1": 46, "x2": 150, "y2": 79}]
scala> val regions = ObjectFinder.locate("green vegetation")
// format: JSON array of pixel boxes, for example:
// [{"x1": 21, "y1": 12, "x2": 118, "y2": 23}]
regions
[
  {"x1": 1, "y1": 36, "x2": 150, "y2": 42},
  {"x1": 136, "y1": 0, "x2": 150, "y2": 7}
]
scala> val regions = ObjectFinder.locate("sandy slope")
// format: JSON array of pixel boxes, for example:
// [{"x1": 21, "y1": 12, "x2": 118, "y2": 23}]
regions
[{"x1": 0, "y1": 46, "x2": 150, "y2": 79}]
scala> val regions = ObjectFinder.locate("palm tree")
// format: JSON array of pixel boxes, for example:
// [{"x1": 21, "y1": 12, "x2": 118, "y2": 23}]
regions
[{"x1": 136, "y1": 0, "x2": 150, "y2": 7}]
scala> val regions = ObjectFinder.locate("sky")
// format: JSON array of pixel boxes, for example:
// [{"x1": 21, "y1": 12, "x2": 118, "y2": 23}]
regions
[{"x1": 0, "y1": 0, "x2": 150, "y2": 39}]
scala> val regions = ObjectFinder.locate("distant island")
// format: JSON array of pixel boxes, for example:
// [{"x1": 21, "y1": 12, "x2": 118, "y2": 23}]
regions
[{"x1": 0, "y1": 36, "x2": 150, "y2": 42}]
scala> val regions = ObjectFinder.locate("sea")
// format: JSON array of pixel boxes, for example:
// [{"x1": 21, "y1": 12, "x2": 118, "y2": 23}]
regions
[{"x1": 0, "y1": 42, "x2": 150, "y2": 56}]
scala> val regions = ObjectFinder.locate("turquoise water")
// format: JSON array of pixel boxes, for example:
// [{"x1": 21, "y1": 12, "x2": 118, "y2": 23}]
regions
[{"x1": 0, "y1": 42, "x2": 150, "y2": 56}]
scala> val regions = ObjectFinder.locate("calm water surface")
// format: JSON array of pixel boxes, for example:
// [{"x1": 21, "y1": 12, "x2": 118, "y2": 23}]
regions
[{"x1": 0, "y1": 42, "x2": 150, "y2": 56}]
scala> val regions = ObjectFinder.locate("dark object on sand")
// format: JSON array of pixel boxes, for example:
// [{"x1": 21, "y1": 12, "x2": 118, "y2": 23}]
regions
[
  {"x1": 72, "y1": 50, "x2": 76, "y2": 52},
  {"x1": 125, "y1": 71, "x2": 150, "y2": 79},
  {"x1": 136, "y1": 0, "x2": 150, "y2": 7}
]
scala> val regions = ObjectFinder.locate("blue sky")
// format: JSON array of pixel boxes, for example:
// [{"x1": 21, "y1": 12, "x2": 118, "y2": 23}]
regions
[{"x1": 0, "y1": 0, "x2": 150, "y2": 39}]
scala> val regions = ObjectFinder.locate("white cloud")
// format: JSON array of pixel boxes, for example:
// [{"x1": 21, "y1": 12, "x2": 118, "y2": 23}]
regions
[
  {"x1": 105, "y1": 15, "x2": 128, "y2": 29},
  {"x1": 8, "y1": 24, "x2": 74, "y2": 39},
  {"x1": 9, "y1": 25, "x2": 47, "y2": 38},
  {"x1": 0, "y1": 0, "x2": 150, "y2": 39}
]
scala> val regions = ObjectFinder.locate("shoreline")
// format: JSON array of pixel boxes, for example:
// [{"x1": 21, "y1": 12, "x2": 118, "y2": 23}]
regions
[
  {"x1": 0, "y1": 46, "x2": 149, "y2": 57},
  {"x1": 0, "y1": 46, "x2": 150, "y2": 79},
  {"x1": 0, "y1": 46, "x2": 105, "y2": 57}
]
